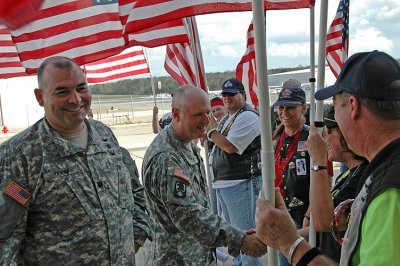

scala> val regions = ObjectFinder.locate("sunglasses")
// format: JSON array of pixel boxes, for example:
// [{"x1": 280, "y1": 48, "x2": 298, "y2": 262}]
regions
[
  {"x1": 279, "y1": 135, "x2": 292, "y2": 158},
  {"x1": 222, "y1": 92, "x2": 238, "y2": 97},
  {"x1": 331, "y1": 198, "x2": 354, "y2": 245}
]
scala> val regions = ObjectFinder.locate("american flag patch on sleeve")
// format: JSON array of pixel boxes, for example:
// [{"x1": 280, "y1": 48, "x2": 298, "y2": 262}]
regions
[
  {"x1": 3, "y1": 181, "x2": 31, "y2": 206},
  {"x1": 173, "y1": 167, "x2": 191, "y2": 183}
]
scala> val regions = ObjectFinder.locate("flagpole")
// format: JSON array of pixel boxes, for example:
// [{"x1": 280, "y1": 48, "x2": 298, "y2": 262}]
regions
[
  {"x1": 252, "y1": 0, "x2": 279, "y2": 264},
  {"x1": 308, "y1": 4, "x2": 317, "y2": 248},
  {"x1": 186, "y1": 16, "x2": 218, "y2": 215},
  {"x1": 143, "y1": 47, "x2": 158, "y2": 107},
  {"x1": 308, "y1": 0, "x2": 329, "y2": 248}
]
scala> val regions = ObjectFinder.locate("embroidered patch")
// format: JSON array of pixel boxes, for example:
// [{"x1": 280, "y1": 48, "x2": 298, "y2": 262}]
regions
[
  {"x1": 296, "y1": 158, "x2": 307, "y2": 176},
  {"x1": 297, "y1": 141, "x2": 308, "y2": 152},
  {"x1": 288, "y1": 197, "x2": 304, "y2": 208},
  {"x1": 173, "y1": 167, "x2": 190, "y2": 183},
  {"x1": 174, "y1": 181, "x2": 186, "y2": 198},
  {"x1": 3, "y1": 181, "x2": 31, "y2": 206}
]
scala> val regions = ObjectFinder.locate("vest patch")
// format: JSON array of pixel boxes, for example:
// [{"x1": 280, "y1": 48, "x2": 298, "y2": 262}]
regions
[{"x1": 288, "y1": 197, "x2": 304, "y2": 207}]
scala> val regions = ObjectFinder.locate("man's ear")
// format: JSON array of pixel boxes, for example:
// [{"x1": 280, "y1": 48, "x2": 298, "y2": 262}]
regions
[
  {"x1": 172, "y1": 107, "x2": 180, "y2": 121},
  {"x1": 34, "y1": 88, "x2": 44, "y2": 106},
  {"x1": 348, "y1": 95, "x2": 360, "y2": 120}
]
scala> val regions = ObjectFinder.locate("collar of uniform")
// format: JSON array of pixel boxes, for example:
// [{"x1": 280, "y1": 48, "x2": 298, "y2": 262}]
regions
[
  {"x1": 167, "y1": 126, "x2": 198, "y2": 165},
  {"x1": 42, "y1": 119, "x2": 89, "y2": 157}
]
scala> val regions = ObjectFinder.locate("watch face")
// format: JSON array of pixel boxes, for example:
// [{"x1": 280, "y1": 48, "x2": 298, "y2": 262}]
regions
[{"x1": 313, "y1": 165, "x2": 318, "y2": 170}]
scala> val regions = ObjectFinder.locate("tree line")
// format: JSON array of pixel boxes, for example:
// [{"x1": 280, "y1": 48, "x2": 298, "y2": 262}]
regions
[{"x1": 89, "y1": 66, "x2": 309, "y2": 95}]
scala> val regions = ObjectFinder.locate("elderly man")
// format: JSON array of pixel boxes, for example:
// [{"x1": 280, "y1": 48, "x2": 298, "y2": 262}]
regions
[
  {"x1": 0, "y1": 56, "x2": 151, "y2": 265},
  {"x1": 208, "y1": 78, "x2": 262, "y2": 266},
  {"x1": 256, "y1": 50, "x2": 400, "y2": 266},
  {"x1": 142, "y1": 84, "x2": 267, "y2": 265}
]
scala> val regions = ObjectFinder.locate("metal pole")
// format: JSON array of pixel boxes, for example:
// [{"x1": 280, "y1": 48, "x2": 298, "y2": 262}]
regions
[
  {"x1": 130, "y1": 95, "x2": 135, "y2": 121},
  {"x1": 308, "y1": 4, "x2": 317, "y2": 248},
  {"x1": 97, "y1": 95, "x2": 102, "y2": 121},
  {"x1": 252, "y1": 0, "x2": 279, "y2": 264},
  {"x1": 0, "y1": 93, "x2": 4, "y2": 126},
  {"x1": 310, "y1": 0, "x2": 329, "y2": 248},
  {"x1": 144, "y1": 47, "x2": 158, "y2": 107}
]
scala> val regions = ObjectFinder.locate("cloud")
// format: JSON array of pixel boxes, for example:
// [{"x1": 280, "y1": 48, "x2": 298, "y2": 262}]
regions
[{"x1": 146, "y1": 0, "x2": 400, "y2": 77}]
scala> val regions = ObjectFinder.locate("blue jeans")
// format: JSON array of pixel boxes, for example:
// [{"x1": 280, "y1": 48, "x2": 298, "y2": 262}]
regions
[
  {"x1": 279, "y1": 222, "x2": 302, "y2": 266},
  {"x1": 216, "y1": 175, "x2": 263, "y2": 266}
]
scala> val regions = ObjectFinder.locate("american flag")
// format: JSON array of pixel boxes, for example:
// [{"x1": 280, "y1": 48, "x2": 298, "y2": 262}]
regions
[
  {"x1": 8, "y1": 0, "x2": 188, "y2": 75},
  {"x1": 125, "y1": 0, "x2": 315, "y2": 33},
  {"x1": 326, "y1": 0, "x2": 349, "y2": 78},
  {"x1": 3, "y1": 181, "x2": 31, "y2": 206},
  {"x1": 236, "y1": 20, "x2": 259, "y2": 108},
  {"x1": 0, "y1": 0, "x2": 44, "y2": 30},
  {"x1": 0, "y1": 25, "x2": 27, "y2": 79},
  {"x1": 121, "y1": 0, "x2": 189, "y2": 47},
  {"x1": 11, "y1": 0, "x2": 126, "y2": 74},
  {"x1": 164, "y1": 18, "x2": 206, "y2": 91},
  {"x1": 84, "y1": 47, "x2": 149, "y2": 84}
]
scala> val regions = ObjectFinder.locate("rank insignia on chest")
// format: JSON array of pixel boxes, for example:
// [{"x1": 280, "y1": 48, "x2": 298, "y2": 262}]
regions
[
  {"x1": 3, "y1": 180, "x2": 31, "y2": 206},
  {"x1": 174, "y1": 181, "x2": 186, "y2": 198},
  {"x1": 297, "y1": 141, "x2": 308, "y2": 152}
]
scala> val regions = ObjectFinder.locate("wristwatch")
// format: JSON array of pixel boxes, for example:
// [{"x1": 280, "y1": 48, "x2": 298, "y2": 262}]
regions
[{"x1": 312, "y1": 165, "x2": 327, "y2": 171}]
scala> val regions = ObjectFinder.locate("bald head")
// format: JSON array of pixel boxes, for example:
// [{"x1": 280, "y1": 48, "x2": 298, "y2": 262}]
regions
[
  {"x1": 38, "y1": 56, "x2": 83, "y2": 90},
  {"x1": 172, "y1": 84, "x2": 209, "y2": 111},
  {"x1": 171, "y1": 85, "x2": 210, "y2": 142}
]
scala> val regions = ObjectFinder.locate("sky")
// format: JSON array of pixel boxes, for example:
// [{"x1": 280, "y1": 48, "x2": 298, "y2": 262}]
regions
[{"x1": 145, "y1": 0, "x2": 400, "y2": 77}]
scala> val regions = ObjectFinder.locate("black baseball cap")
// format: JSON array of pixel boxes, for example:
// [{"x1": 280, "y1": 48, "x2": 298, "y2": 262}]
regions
[
  {"x1": 221, "y1": 78, "x2": 245, "y2": 94},
  {"x1": 272, "y1": 81, "x2": 306, "y2": 108},
  {"x1": 315, "y1": 50, "x2": 400, "y2": 100},
  {"x1": 324, "y1": 105, "x2": 338, "y2": 128}
]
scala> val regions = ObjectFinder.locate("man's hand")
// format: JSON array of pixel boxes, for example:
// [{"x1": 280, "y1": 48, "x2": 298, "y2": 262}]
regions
[
  {"x1": 307, "y1": 125, "x2": 328, "y2": 165},
  {"x1": 241, "y1": 229, "x2": 268, "y2": 257},
  {"x1": 153, "y1": 106, "x2": 159, "y2": 116},
  {"x1": 256, "y1": 188, "x2": 300, "y2": 257}
]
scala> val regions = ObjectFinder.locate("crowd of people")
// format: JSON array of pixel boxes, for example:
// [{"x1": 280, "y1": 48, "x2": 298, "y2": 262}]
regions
[{"x1": 1, "y1": 50, "x2": 400, "y2": 266}]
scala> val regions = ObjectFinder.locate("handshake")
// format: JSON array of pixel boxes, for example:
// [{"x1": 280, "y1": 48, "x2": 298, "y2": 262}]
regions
[{"x1": 240, "y1": 229, "x2": 268, "y2": 257}]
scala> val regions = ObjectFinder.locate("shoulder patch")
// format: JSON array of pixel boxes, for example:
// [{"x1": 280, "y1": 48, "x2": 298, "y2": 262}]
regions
[
  {"x1": 3, "y1": 181, "x2": 31, "y2": 206},
  {"x1": 172, "y1": 167, "x2": 191, "y2": 183}
]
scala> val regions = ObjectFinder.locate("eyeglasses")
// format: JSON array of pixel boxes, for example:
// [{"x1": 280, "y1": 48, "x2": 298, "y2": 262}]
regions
[
  {"x1": 222, "y1": 92, "x2": 238, "y2": 97},
  {"x1": 331, "y1": 198, "x2": 354, "y2": 245},
  {"x1": 279, "y1": 135, "x2": 292, "y2": 158}
]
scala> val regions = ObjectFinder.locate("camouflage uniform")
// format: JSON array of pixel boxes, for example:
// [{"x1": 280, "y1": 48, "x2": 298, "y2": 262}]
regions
[
  {"x1": 142, "y1": 125, "x2": 244, "y2": 265},
  {"x1": 0, "y1": 118, "x2": 151, "y2": 265}
]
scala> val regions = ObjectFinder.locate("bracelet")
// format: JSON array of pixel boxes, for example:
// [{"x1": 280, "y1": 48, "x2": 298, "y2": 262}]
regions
[
  {"x1": 207, "y1": 128, "x2": 217, "y2": 140},
  {"x1": 296, "y1": 247, "x2": 322, "y2": 266},
  {"x1": 287, "y1": 236, "x2": 304, "y2": 265},
  {"x1": 304, "y1": 214, "x2": 310, "y2": 220}
]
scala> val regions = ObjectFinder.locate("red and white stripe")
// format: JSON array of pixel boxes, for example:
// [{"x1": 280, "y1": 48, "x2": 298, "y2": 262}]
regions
[
  {"x1": 0, "y1": 25, "x2": 27, "y2": 79},
  {"x1": 236, "y1": 20, "x2": 259, "y2": 108},
  {"x1": 125, "y1": 0, "x2": 314, "y2": 33},
  {"x1": 11, "y1": 0, "x2": 127, "y2": 74},
  {"x1": 85, "y1": 46, "x2": 149, "y2": 84},
  {"x1": 164, "y1": 18, "x2": 206, "y2": 91},
  {"x1": 120, "y1": 0, "x2": 189, "y2": 47},
  {"x1": 0, "y1": 0, "x2": 44, "y2": 30}
]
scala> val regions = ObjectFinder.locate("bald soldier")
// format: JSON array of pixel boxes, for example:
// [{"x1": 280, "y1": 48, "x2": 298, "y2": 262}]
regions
[
  {"x1": 142, "y1": 85, "x2": 267, "y2": 265},
  {"x1": 0, "y1": 56, "x2": 151, "y2": 265}
]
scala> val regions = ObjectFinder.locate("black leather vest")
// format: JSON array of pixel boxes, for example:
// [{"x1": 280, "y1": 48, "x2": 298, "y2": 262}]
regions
[
  {"x1": 273, "y1": 125, "x2": 310, "y2": 225},
  {"x1": 211, "y1": 104, "x2": 261, "y2": 181}
]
